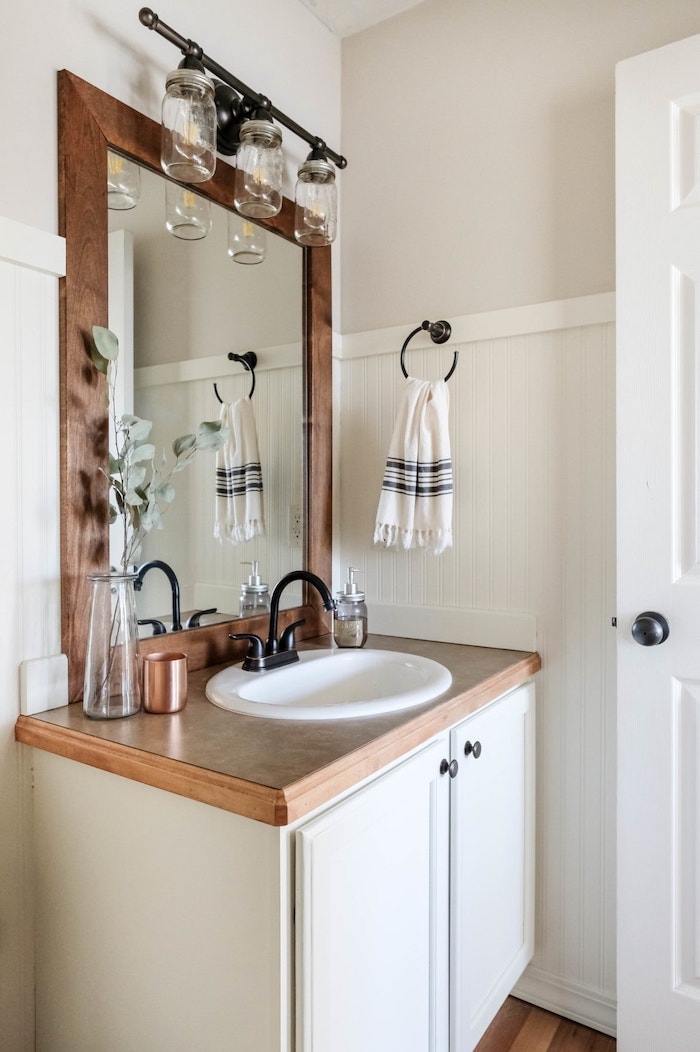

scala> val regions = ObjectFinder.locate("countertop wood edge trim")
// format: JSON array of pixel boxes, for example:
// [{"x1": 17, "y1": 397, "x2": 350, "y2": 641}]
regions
[
  {"x1": 15, "y1": 651, "x2": 540, "y2": 826},
  {"x1": 15, "y1": 717, "x2": 283, "y2": 825}
]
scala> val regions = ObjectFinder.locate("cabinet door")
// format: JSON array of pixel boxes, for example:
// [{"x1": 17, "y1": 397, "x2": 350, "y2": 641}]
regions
[
  {"x1": 450, "y1": 683, "x2": 535, "y2": 1051},
  {"x1": 296, "y1": 738, "x2": 450, "y2": 1052}
]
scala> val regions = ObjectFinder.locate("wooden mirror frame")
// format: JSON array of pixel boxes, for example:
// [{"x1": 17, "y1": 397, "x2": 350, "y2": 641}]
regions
[{"x1": 58, "y1": 70, "x2": 332, "y2": 702}]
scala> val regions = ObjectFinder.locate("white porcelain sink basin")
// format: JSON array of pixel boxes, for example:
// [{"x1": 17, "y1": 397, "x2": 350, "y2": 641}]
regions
[{"x1": 205, "y1": 647, "x2": 452, "y2": 720}]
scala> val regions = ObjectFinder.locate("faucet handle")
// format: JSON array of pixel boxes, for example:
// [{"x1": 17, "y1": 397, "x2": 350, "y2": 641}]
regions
[
  {"x1": 138, "y1": 618, "x2": 167, "y2": 636},
  {"x1": 229, "y1": 632, "x2": 264, "y2": 659},
  {"x1": 186, "y1": 608, "x2": 217, "y2": 629},
  {"x1": 279, "y1": 618, "x2": 306, "y2": 653}
]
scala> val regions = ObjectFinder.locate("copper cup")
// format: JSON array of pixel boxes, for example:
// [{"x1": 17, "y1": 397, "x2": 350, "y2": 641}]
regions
[{"x1": 142, "y1": 652, "x2": 188, "y2": 713}]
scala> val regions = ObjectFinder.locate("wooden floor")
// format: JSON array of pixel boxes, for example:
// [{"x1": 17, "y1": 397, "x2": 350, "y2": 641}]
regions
[{"x1": 475, "y1": 997, "x2": 616, "y2": 1051}]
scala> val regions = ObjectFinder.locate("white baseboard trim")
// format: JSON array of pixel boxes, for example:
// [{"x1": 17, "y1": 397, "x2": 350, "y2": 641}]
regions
[
  {"x1": 513, "y1": 966, "x2": 617, "y2": 1037},
  {"x1": 370, "y1": 602, "x2": 536, "y2": 652}
]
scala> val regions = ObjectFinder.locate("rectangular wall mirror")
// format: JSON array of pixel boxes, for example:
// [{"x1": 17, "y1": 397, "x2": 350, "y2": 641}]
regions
[
  {"x1": 59, "y1": 71, "x2": 332, "y2": 702},
  {"x1": 109, "y1": 164, "x2": 304, "y2": 624}
]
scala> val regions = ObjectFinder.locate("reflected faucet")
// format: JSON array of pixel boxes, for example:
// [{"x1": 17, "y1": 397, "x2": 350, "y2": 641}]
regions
[
  {"x1": 134, "y1": 559, "x2": 182, "y2": 632},
  {"x1": 231, "y1": 570, "x2": 335, "y2": 672}
]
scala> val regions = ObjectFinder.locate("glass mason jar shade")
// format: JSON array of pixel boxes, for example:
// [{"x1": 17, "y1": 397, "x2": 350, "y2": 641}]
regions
[
  {"x1": 294, "y1": 157, "x2": 337, "y2": 246},
  {"x1": 161, "y1": 68, "x2": 217, "y2": 183},
  {"x1": 234, "y1": 118, "x2": 284, "y2": 218},
  {"x1": 165, "y1": 182, "x2": 212, "y2": 240},
  {"x1": 83, "y1": 573, "x2": 141, "y2": 719},
  {"x1": 227, "y1": 213, "x2": 267, "y2": 264},
  {"x1": 107, "y1": 150, "x2": 141, "y2": 210}
]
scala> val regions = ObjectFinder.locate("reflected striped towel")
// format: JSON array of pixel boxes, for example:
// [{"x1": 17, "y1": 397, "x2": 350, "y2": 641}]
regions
[
  {"x1": 214, "y1": 397, "x2": 266, "y2": 543},
  {"x1": 374, "y1": 378, "x2": 453, "y2": 555}
]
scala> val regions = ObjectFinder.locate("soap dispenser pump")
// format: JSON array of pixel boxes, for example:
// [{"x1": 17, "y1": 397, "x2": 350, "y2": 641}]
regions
[
  {"x1": 239, "y1": 561, "x2": 271, "y2": 618},
  {"x1": 333, "y1": 567, "x2": 368, "y2": 649}
]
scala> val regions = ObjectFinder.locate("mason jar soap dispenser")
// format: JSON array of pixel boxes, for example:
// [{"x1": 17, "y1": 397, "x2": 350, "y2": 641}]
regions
[
  {"x1": 239, "y1": 561, "x2": 271, "y2": 617},
  {"x1": 333, "y1": 567, "x2": 368, "y2": 649}
]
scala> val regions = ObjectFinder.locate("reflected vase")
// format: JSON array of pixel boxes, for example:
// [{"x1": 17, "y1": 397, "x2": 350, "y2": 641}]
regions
[{"x1": 83, "y1": 572, "x2": 141, "y2": 719}]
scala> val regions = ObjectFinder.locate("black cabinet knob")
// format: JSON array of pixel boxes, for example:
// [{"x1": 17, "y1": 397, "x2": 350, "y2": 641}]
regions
[
  {"x1": 440, "y1": 758, "x2": 459, "y2": 778},
  {"x1": 465, "y1": 740, "x2": 482, "y2": 759}
]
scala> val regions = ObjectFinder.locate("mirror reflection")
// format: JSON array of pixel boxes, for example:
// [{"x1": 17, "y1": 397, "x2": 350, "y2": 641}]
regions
[{"x1": 107, "y1": 160, "x2": 304, "y2": 632}]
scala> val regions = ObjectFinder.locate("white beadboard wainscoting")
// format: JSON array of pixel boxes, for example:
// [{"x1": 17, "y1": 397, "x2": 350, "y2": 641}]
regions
[
  {"x1": 134, "y1": 348, "x2": 303, "y2": 616},
  {"x1": 0, "y1": 215, "x2": 65, "y2": 1050},
  {"x1": 334, "y1": 292, "x2": 617, "y2": 1035}
]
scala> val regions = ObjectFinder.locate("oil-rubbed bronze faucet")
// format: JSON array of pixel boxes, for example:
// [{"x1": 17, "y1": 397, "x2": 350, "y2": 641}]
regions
[
  {"x1": 230, "y1": 570, "x2": 335, "y2": 672},
  {"x1": 134, "y1": 559, "x2": 182, "y2": 632}
]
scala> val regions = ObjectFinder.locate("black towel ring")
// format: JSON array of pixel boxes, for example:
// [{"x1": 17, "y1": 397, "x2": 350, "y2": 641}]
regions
[
  {"x1": 213, "y1": 351, "x2": 258, "y2": 403},
  {"x1": 400, "y1": 320, "x2": 457, "y2": 382}
]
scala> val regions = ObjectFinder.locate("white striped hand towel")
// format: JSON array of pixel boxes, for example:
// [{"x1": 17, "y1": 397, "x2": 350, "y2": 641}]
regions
[
  {"x1": 214, "y1": 398, "x2": 266, "y2": 543},
  {"x1": 374, "y1": 378, "x2": 453, "y2": 555}
]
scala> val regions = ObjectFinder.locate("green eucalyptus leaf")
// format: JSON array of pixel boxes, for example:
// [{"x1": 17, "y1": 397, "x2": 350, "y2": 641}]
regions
[
  {"x1": 91, "y1": 326, "x2": 119, "y2": 374},
  {"x1": 153, "y1": 481, "x2": 176, "y2": 503},
  {"x1": 92, "y1": 326, "x2": 120, "y2": 361},
  {"x1": 129, "y1": 443, "x2": 156, "y2": 464},
  {"x1": 124, "y1": 465, "x2": 147, "y2": 490},
  {"x1": 90, "y1": 348, "x2": 109, "y2": 375},
  {"x1": 173, "y1": 433, "x2": 197, "y2": 457},
  {"x1": 196, "y1": 430, "x2": 227, "y2": 451},
  {"x1": 124, "y1": 485, "x2": 146, "y2": 506},
  {"x1": 108, "y1": 504, "x2": 118, "y2": 524},
  {"x1": 139, "y1": 505, "x2": 163, "y2": 532},
  {"x1": 126, "y1": 418, "x2": 153, "y2": 443},
  {"x1": 198, "y1": 420, "x2": 223, "y2": 435}
]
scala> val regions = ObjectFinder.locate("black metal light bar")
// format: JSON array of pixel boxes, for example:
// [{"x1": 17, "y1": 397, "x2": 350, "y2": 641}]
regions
[{"x1": 139, "y1": 7, "x2": 348, "y2": 170}]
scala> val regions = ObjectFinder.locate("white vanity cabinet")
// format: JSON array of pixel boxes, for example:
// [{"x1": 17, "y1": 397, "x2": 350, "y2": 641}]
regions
[
  {"x1": 449, "y1": 682, "x2": 535, "y2": 1049},
  {"x1": 296, "y1": 736, "x2": 451, "y2": 1052},
  {"x1": 295, "y1": 682, "x2": 535, "y2": 1052},
  {"x1": 28, "y1": 680, "x2": 534, "y2": 1052}
]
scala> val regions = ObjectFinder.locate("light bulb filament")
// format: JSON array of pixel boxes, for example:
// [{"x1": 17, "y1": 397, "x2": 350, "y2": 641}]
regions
[{"x1": 183, "y1": 121, "x2": 198, "y2": 146}]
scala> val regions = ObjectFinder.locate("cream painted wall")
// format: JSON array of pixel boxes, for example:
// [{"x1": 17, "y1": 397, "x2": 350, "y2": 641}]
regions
[
  {"x1": 336, "y1": 0, "x2": 700, "y2": 1035},
  {"x1": 0, "y1": 4, "x2": 340, "y2": 1049},
  {"x1": 340, "y1": 0, "x2": 700, "y2": 332}
]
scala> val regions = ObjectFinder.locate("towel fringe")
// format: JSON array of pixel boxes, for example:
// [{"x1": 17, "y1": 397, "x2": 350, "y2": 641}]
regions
[
  {"x1": 374, "y1": 522, "x2": 453, "y2": 556},
  {"x1": 214, "y1": 519, "x2": 264, "y2": 544}
]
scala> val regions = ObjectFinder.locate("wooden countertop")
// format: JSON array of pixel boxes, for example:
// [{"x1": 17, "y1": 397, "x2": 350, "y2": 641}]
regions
[{"x1": 15, "y1": 635, "x2": 540, "y2": 826}]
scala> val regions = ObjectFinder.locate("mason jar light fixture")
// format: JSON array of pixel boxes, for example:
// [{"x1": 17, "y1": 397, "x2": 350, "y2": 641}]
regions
[
  {"x1": 161, "y1": 66, "x2": 217, "y2": 183},
  {"x1": 294, "y1": 148, "x2": 337, "y2": 246},
  {"x1": 233, "y1": 109, "x2": 283, "y2": 219},
  {"x1": 107, "y1": 151, "x2": 141, "y2": 210},
  {"x1": 141, "y1": 7, "x2": 347, "y2": 232},
  {"x1": 165, "y1": 182, "x2": 212, "y2": 240},
  {"x1": 228, "y1": 213, "x2": 267, "y2": 264}
]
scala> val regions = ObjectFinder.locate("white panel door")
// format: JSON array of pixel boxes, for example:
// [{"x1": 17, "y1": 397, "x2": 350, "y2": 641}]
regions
[
  {"x1": 617, "y1": 32, "x2": 700, "y2": 1050},
  {"x1": 449, "y1": 684, "x2": 535, "y2": 1051},
  {"x1": 296, "y1": 738, "x2": 450, "y2": 1052}
]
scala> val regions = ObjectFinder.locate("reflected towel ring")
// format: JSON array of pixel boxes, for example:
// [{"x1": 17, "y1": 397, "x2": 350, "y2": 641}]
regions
[
  {"x1": 400, "y1": 320, "x2": 457, "y2": 382},
  {"x1": 213, "y1": 350, "x2": 258, "y2": 403}
]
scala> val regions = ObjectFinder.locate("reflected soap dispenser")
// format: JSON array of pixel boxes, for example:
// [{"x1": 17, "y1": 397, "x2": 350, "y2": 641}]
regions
[
  {"x1": 333, "y1": 567, "x2": 368, "y2": 649},
  {"x1": 239, "y1": 561, "x2": 271, "y2": 618}
]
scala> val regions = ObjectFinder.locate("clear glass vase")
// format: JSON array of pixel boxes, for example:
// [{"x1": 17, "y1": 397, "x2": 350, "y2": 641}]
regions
[{"x1": 83, "y1": 573, "x2": 141, "y2": 719}]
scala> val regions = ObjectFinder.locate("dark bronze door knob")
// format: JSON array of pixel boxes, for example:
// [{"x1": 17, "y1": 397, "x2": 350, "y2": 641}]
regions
[{"x1": 631, "y1": 611, "x2": 669, "y2": 646}]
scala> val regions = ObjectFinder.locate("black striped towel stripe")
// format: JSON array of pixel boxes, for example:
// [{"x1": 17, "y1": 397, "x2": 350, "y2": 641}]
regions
[
  {"x1": 380, "y1": 457, "x2": 453, "y2": 497},
  {"x1": 216, "y1": 462, "x2": 263, "y2": 497}
]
